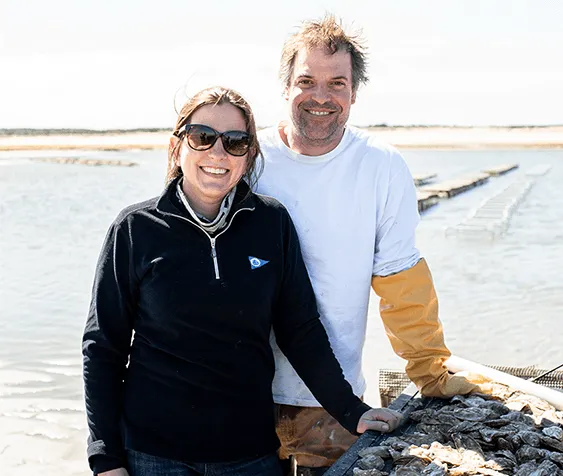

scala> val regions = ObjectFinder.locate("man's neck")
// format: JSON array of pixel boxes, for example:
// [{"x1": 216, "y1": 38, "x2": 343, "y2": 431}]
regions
[{"x1": 279, "y1": 122, "x2": 344, "y2": 157}]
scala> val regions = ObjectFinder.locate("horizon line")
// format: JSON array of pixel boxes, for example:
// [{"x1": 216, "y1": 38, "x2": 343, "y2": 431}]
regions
[{"x1": 2, "y1": 124, "x2": 563, "y2": 136}]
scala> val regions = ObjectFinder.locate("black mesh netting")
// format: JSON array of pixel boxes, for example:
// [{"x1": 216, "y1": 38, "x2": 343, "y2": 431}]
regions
[{"x1": 378, "y1": 366, "x2": 563, "y2": 407}]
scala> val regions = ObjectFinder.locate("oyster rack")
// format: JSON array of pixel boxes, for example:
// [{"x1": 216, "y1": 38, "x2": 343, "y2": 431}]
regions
[{"x1": 445, "y1": 179, "x2": 534, "y2": 240}]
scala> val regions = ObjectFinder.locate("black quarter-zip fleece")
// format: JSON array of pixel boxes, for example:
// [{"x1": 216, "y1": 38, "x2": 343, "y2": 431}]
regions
[{"x1": 82, "y1": 177, "x2": 370, "y2": 474}]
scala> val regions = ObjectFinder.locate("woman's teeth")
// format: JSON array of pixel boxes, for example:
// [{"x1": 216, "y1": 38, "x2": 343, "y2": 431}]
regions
[{"x1": 201, "y1": 166, "x2": 227, "y2": 175}]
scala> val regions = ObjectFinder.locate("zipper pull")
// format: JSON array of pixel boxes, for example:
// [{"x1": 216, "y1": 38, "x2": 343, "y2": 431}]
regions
[{"x1": 210, "y1": 238, "x2": 220, "y2": 280}]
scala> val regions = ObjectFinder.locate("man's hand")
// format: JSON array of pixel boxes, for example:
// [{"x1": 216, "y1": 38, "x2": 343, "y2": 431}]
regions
[
  {"x1": 356, "y1": 408, "x2": 403, "y2": 434},
  {"x1": 98, "y1": 469, "x2": 129, "y2": 476}
]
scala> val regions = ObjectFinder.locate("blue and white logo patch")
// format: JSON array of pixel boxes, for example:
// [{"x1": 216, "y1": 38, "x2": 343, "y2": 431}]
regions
[{"x1": 249, "y1": 256, "x2": 269, "y2": 270}]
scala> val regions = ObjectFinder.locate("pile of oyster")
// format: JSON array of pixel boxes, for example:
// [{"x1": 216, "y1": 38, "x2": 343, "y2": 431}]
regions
[{"x1": 353, "y1": 383, "x2": 563, "y2": 475}]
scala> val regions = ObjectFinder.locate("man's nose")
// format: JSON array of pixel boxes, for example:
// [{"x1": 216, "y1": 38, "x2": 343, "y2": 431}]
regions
[{"x1": 311, "y1": 85, "x2": 331, "y2": 104}]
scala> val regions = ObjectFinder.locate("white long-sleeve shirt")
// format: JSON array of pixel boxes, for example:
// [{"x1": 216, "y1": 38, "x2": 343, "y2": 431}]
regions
[{"x1": 256, "y1": 124, "x2": 421, "y2": 406}]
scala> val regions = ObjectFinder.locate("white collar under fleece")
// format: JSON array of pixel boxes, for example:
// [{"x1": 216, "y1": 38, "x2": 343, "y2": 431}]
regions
[{"x1": 177, "y1": 178, "x2": 236, "y2": 235}]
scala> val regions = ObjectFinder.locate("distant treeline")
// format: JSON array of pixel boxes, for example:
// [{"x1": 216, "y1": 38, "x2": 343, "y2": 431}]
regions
[
  {"x1": 366, "y1": 124, "x2": 563, "y2": 129},
  {"x1": 1, "y1": 124, "x2": 561, "y2": 136},
  {"x1": 0, "y1": 128, "x2": 170, "y2": 136}
]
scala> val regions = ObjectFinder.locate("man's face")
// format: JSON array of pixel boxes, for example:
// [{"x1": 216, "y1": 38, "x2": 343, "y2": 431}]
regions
[{"x1": 285, "y1": 46, "x2": 356, "y2": 152}]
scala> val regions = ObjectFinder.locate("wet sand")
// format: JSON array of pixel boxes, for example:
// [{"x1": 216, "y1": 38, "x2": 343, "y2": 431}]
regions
[{"x1": 1, "y1": 126, "x2": 563, "y2": 151}]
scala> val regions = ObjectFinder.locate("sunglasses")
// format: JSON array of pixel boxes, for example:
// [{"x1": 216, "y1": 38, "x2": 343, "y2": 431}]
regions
[{"x1": 180, "y1": 124, "x2": 251, "y2": 157}]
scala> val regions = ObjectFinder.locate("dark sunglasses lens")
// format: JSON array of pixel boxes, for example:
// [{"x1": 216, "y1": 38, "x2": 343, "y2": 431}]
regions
[
  {"x1": 222, "y1": 131, "x2": 250, "y2": 156},
  {"x1": 186, "y1": 125, "x2": 217, "y2": 150}
]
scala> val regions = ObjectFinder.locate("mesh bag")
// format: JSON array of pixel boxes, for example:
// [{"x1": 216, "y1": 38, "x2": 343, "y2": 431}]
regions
[{"x1": 379, "y1": 366, "x2": 563, "y2": 407}]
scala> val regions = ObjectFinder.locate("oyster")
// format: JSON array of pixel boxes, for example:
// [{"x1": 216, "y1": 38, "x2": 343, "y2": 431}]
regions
[
  {"x1": 453, "y1": 407, "x2": 495, "y2": 422},
  {"x1": 426, "y1": 442, "x2": 463, "y2": 466},
  {"x1": 449, "y1": 421, "x2": 485, "y2": 434},
  {"x1": 353, "y1": 469, "x2": 388, "y2": 476},
  {"x1": 528, "y1": 459, "x2": 562, "y2": 476},
  {"x1": 358, "y1": 446, "x2": 391, "y2": 459},
  {"x1": 421, "y1": 461, "x2": 448, "y2": 475},
  {"x1": 516, "y1": 444, "x2": 545, "y2": 463},
  {"x1": 451, "y1": 433, "x2": 484, "y2": 456},
  {"x1": 496, "y1": 437, "x2": 515, "y2": 452},
  {"x1": 540, "y1": 434, "x2": 563, "y2": 452},
  {"x1": 514, "y1": 461, "x2": 539, "y2": 475},
  {"x1": 357, "y1": 455, "x2": 385, "y2": 471},
  {"x1": 516, "y1": 430, "x2": 541, "y2": 447},
  {"x1": 549, "y1": 451, "x2": 563, "y2": 466},
  {"x1": 542, "y1": 425, "x2": 563, "y2": 440},
  {"x1": 380, "y1": 437, "x2": 410, "y2": 452},
  {"x1": 388, "y1": 469, "x2": 417, "y2": 476},
  {"x1": 353, "y1": 380, "x2": 563, "y2": 476}
]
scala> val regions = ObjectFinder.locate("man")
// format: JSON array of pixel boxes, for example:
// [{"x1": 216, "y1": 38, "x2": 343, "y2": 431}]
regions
[{"x1": 256, "y1": 15, "x2": 488, "y2": 476}]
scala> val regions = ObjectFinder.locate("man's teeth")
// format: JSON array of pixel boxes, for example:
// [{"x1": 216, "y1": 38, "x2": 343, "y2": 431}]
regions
[
  {"x1": 308, "y1": 110, "x2": 331, "y2": 116},
  {"x1": 201, "y1": 166, "x2": 227, "y2": 175}
]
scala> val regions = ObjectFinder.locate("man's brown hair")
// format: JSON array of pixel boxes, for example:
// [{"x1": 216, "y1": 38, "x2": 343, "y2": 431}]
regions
[{"x1": 279, "y1": 14, "x2": 368, "y2": 92}]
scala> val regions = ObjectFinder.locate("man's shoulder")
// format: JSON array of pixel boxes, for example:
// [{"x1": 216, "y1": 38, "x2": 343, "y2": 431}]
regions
[
  {"x1": 348, "y1": 126, "x2": 401, "y2": 157},
  {"x1": 346, "y1": 126, "x2": 407, "y2": 173}
]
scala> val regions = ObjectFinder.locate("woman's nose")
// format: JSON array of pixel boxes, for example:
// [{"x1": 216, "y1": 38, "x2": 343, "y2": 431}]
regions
[{"x1": 208, "y1": 138, "x2": 228, "y2": 159}]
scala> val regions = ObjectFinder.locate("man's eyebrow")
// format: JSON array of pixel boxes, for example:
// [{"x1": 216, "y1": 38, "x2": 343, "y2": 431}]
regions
[{"x1": 294, "y1": 74, "x2": 350, "y2": 81}]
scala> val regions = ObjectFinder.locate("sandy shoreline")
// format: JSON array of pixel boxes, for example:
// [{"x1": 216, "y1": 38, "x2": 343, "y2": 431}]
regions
[{"x1": 1, "y1": 126, "x2": 563, "y2": 151}]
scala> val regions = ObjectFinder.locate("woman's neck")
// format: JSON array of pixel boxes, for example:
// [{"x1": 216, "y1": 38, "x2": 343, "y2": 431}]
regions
[{"x1": 182, "y1": 187, "x2": 221, "y2": 221}]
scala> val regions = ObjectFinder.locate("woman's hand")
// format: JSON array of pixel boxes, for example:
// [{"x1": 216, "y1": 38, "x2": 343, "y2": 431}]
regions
[
  {"x1": 356, "y1": 408, "x2": 403, "y2": 434},
  {"x1": 98, "y1": 469, "x2": 130, "y2": 476}
]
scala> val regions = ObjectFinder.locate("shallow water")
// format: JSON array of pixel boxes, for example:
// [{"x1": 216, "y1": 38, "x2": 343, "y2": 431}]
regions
[{"x1": 1, "y1": 146, "x2": 562, "y2": 474}]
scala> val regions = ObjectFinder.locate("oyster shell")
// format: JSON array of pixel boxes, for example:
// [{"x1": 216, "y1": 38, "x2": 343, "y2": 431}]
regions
[
  {"x1": 453, "y1": 407, "x2": 495, "y2": 422},
  {"x1": 357, "y1": 455, "x2": 385, "y2": 471},
  {"x1": 549, "y1": 450, "x2": 563, "y2": 466},
  {"x1": 514, "y1": 461, "x2": 540, "y2": 475},
  {"x1": 543, "y1": 426, "x2": 563, "y2": 441},
  {"x1": 358, "y1": 446, "x2": 391, "y2": 459},
  {"x1": 421, "y1": 461, "x2": 447, "y2": 475},
  {"x1": 516, "y1": 444, "x2": 545, "y2": 463},
  {"x1": 516, "y1": 430, "x2": 542, "y2": 447},
  {"x1": 353, "y1": 468, "x2": 388, "y2": 476},
  {"x1": 540, "y1": 434, "x2": 563, "y2": 452},
  {"x1": 354, "y1": 380, "x2": 563, "y2": 476},
  {"x1": 528, "y1": 459, "x2": 562, "y2": 476},
  {"x1": 451, "y1": 433, "x2": 484, "y2": 457}
]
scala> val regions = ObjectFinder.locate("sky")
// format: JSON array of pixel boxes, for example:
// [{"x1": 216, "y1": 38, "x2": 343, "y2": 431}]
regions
[{"x1": 0, "y1": 0, "x2": 562, "y2": 129}]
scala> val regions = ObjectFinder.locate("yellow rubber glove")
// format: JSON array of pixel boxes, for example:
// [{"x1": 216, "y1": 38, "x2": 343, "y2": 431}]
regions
[
  {"x1": 372, "y1": 259, "x2": 488, "y2": 398},
  {"x1": 441, "y1": 371, "x2": 493, "y2": 396}
]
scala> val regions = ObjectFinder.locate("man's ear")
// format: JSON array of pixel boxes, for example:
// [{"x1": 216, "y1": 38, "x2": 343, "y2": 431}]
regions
[
  {"x1": 283, "y1": 86, "x2": 290, "y2": 101},
  {"x1": 351, "y1": 89, "x2": 357, "y2": 105},
  {"x1": 169, "y1": 136, "x2": 180, "y2": 166}
]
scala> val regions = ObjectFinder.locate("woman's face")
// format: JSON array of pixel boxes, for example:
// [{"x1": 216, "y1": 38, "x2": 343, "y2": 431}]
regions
[{"x1": 176, "y1": 103, "x2": 249, "y2": 207}]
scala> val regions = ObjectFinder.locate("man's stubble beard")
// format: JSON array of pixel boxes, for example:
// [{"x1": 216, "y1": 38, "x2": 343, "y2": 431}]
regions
[{"x1": 293, "y1": 111, "x2": 343, "y2": 146}]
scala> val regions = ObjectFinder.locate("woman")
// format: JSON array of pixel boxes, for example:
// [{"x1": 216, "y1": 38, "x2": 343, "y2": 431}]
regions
[{"x1": 82, "y1": 86, "x2": 401, "y2": 476}]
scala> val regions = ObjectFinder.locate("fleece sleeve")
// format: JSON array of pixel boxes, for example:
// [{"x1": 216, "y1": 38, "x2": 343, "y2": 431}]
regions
[
  {"x1": 272, "y1": 210, "x2": 370, "y2": 434},
  {"x1": 82, "y1": 220, "x2": 137, "y2": 474}
]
